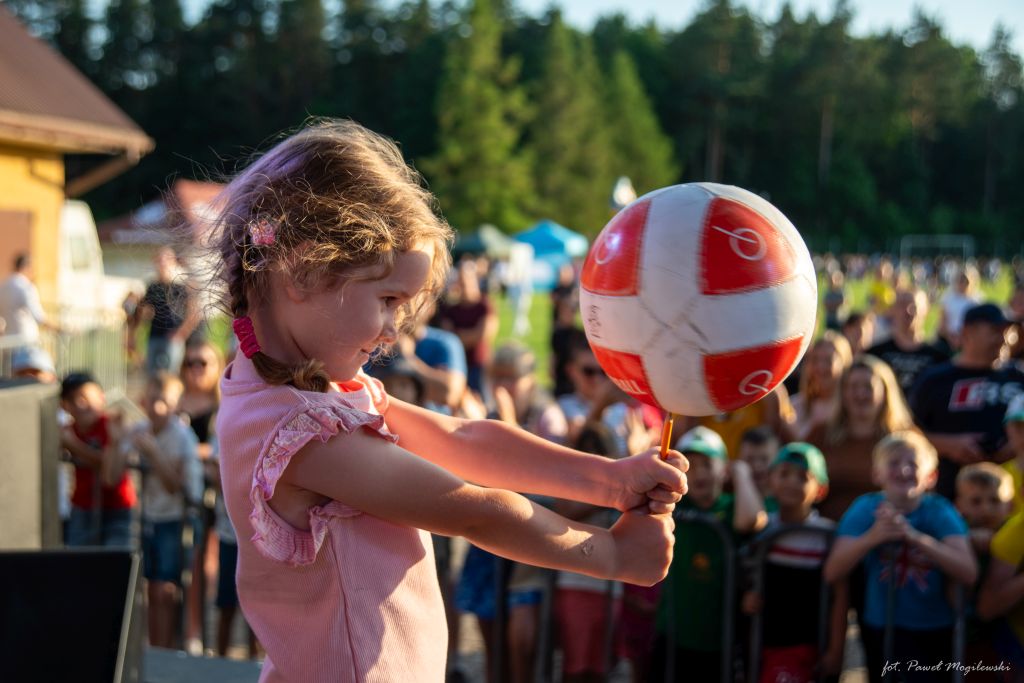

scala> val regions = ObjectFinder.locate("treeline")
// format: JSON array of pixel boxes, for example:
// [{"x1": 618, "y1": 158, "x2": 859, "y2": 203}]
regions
[{"x1": 6, "y1": 0, "x2": 1024, "y2": 253}]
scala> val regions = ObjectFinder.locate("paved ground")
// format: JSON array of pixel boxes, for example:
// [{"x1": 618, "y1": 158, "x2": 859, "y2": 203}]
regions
[{"x1": 209, "y1": 580, "x2": 870, "y2": 682}]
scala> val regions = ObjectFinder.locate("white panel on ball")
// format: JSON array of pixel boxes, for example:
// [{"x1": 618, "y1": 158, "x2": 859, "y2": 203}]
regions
[
  {"x1": 687, "y1": 277, "x2": 817, "y2": 354},
  {"x1": 578, "y1": 289, "x2": 658, "y2": 353},
  {"x1": 637, "y1": 184, "x2": 710, "y2": 327},
  {"x1": 644, "y1": 327, "x2": 714, "y2": 416}
]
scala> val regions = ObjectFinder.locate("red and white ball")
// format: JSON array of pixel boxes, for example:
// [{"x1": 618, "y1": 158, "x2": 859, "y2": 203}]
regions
[{"x1": 579, "y1": 183, "x2": 817, "y2": 416}]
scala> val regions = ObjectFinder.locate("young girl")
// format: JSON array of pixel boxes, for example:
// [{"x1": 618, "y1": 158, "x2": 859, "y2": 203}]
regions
[{"x1": 210, "y1": 120, "x2": 687, "y2": 682}]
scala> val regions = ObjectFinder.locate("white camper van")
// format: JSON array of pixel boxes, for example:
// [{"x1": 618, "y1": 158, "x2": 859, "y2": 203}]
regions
[{"x1": 57, "y1": 200, "x2": 144, "y2": 326}]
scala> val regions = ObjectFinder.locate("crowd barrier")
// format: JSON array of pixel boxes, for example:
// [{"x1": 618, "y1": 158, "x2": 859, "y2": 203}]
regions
[
  {"x1": 661, "y1": 508, "x2": 738, "y2": 683},
  {"x1": 53, "y1": 482, "x2": 976, "y2": 682},
  {"x1": 879, "y1": 541, "x2": 967, "y2": 683},
  {"x1": 746, "y1": 524, "x2": 836, "y2": 683},
  {"x1": 0, "y1": 304, "x2": 128, "y2": 396}
]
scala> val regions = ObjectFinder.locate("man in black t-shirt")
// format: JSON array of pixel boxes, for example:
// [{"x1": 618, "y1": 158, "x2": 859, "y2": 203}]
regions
[
  {"x1": 867, "y1": 287, "x2": 950, "y2": 399},
  {"x1": 910, "y1": 303, "x2": 1024, "y2": 499},
  {"x1": 131, "y1": 247, "x2": 197, "y2": 376}
]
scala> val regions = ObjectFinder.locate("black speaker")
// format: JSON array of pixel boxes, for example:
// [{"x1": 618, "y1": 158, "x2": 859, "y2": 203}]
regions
[{"x1": 0, "y1": 549, "x2": 143, "y2": 683}]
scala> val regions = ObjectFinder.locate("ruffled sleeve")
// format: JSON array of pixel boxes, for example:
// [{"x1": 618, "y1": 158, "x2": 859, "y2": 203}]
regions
[{"x1": 249, "y1": 401, "x2": 399, "y2": 566}]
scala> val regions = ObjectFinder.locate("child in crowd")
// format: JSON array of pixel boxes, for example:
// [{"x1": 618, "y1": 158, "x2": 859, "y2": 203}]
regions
[
  {"x1": 742, "y1": 443, "x2": 846, "y2": 683},
  {"x1": 490, "y1": 342, "x2": 569, "y2": 683},
  {"x1": 59, "y1": 372, "x2": 136, "y2": 547},
  {"x1": 1003, "y1": 393, "x2": 1024, "y2": 516},
  {"x1": 978, "y1": 394, "x2": 1024, "y2": 681},
  {"x1": 112, "y1": 372, "x2": 201, "y2": 648},
  {"x1": 554, "y1": 422, "x2": 623, "y2": 683},
  {"x1": 955, "y1": 463, "x2": 1014, "y2": 556},
  {"x1": 841, "y1": 311, "x2": 875, "y2": 357},
  {"x1": 208, "y1": 438, "x2": 259, "y2": 659},
  {"x1": 824, "y1": 431, "x2": 977, "y2": 683},
  {"x1": 976, "y1": 477, "x2": 1024, "y2": 682},
  {"x1": 652, "y1": 426, "x2": 766, "y2": 683},
  {"x1": 737, "y1": 426, "x2": 780, "y2": 512},
  {"x1": 954, "y1": 462, "x2": 1015, "y2": 680},
  {"x1": 210, "y1": 120, "x2": 686, "y2": 681}
]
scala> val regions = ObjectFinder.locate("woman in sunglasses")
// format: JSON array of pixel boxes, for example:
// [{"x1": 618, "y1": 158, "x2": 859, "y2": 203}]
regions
[
  {"x1": 178, "y1": 339, "x2": 225, "y2": 654},
  {"x1": 179, "y1": 341, "x2": 223, "y2": 451}
]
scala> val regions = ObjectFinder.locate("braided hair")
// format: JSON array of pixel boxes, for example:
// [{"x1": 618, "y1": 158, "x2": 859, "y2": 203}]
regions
[{"x1": 209, "y1": 119, "x2": 453, "y2": 391}]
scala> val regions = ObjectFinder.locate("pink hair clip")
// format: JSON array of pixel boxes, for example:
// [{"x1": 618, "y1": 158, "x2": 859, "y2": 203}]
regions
[
  {"x1": 249, "y1": 217, "x2": 277, "y2": 246},
  {"x1": 232, "y1": 316, "x2": 261, "y2": 358}
]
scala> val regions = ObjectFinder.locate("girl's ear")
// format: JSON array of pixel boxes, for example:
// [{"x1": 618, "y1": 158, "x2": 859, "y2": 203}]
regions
[
  {"x1": 269, "y1": 267, "x2": 309, "y2": 304},
  {"x1": 282, "y1": 277, "x2": 308, "y2": 304},
  {"x1": 922, "y1": 467, "x2": 939, "y2": 490}
]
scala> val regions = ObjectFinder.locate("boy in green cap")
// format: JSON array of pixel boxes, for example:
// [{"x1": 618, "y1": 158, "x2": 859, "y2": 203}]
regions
[
  {"x1": 651, "y1": 426, "x2": 766, "y2": 682},
  {"x1": 742, "y1": 442, "x2": 847, "y2": 682}
]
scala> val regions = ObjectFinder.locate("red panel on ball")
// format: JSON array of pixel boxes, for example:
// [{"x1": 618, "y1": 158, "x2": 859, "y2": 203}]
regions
[
  {"x1": 589, "y1": 343, "x2": 662, "y2": 410},
  {"x1": 703, "y1": 336, "x2": 805, "y2": 412},
  {"x1": 581, "y1": 199, "x2": 650, "y2": 297},
  {"x1": 700, "y1": 198, "x2": 797, "y2": 295}
]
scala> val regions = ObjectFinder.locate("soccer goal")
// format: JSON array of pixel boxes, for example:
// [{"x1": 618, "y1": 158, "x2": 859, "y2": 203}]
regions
[{"x1": 899, "y1": 234, "x2": 975, "y2": 262}]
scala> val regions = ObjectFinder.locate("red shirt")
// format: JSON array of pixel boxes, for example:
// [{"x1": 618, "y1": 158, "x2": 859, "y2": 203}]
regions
[{"x1": 70, "y1": 414, "x2": 136, "y2": 510}]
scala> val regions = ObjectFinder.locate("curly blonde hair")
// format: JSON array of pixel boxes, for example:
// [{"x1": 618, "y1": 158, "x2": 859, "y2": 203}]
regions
[{"x1": 209, "y1": 119, "x2": 453, "y2": 391}]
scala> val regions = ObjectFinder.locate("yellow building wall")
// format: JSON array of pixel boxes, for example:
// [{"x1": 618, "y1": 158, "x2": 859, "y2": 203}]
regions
[{"x1": 0, "y1": 143, "x2": 64, "y2": 305}]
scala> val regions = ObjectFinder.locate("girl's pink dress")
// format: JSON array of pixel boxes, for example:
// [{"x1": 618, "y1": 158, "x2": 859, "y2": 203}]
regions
[{"x1": 217, "y1": 355, "x2": 447, "y2": 682}]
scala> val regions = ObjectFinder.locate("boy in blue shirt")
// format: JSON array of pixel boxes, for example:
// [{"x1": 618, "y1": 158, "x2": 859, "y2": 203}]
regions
[{"x1": 824, "y1": 431, "x2": 977, "y2": 683}]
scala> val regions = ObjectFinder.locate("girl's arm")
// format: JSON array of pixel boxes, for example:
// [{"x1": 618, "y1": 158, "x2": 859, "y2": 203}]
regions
[
  {"x1": 906, "y1": 531, "x2": 978, "y2": 585},
  {"x1": 281, "y1": 427, "x2": 675, "y2": 585},
  {"x1": 729, "y1": 460, "x2": 767, "y2": 533},
  {"x1": 976, "y1": 558, "x2": 1024, "y2": 620},
  {"x1": 382, "y1": 397, "x2": 686, "y2": 512}
]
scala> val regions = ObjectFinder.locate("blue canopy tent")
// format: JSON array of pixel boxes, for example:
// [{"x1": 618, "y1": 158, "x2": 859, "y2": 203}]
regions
[
  {"x1": 453, "y1": 223, "x2": 516, "y2": 259},
  {"x1": 514, "y1": 220, "x2": 589, "y2": 290}
]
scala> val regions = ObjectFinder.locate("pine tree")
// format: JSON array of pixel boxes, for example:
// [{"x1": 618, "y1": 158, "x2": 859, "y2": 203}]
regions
[
  {"x1": 422, "y1": 0, "x2": 534, "y2": 232},
  {"x1": 54, "y1": 0, "x2": 96, "y2": 78},
  {"x1": 276, "y1": 0, "x2": 330, "y2": 120},
  {"x1": 525, "y1": 14, "x2": 615, "y2": 234},
  {"x1": 98, "y1": 0, "x2": 150, "y2": 93},
  {"x1": 390, "y1": 0, "x2": 446, "y2": 159},
  {"x1": 603, "y1": 50, "x2": 678, "y2": 194}
]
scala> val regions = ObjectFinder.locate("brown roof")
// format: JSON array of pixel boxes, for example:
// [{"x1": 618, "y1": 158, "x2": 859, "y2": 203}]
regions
[
  {"x1": 0, "y1": 7, "x2": 153, "y2": 156},
  {"x1": 97, "y1": 179, "x2": 225, "y2": 244}
]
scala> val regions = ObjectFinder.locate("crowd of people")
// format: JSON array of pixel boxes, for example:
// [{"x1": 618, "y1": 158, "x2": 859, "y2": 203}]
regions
[{"x1": 3, "y1": 234, "x2": 1024, "y2": 683}]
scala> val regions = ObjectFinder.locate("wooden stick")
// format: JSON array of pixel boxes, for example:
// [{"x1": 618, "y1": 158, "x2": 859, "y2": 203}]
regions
[{"x1": 659, "y1": 413, "x2": 676, "y2": 460}]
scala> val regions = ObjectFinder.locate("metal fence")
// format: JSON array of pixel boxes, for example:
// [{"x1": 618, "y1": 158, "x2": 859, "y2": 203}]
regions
[
  {"x1": 0, "y1": 304, "x2": 128, "y2": 396},
  {"x1": 746, "y1": 524, "x2": 836, "y2": 683}
]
